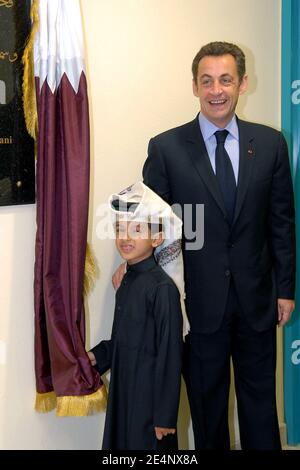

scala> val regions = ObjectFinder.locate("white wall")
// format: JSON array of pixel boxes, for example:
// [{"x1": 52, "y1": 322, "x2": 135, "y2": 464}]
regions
[{"x1": 0, "y1": 0, "x2": 281, "y2": 449}]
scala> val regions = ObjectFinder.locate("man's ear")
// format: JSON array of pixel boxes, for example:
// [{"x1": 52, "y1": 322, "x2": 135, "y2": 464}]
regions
[
  {"x1": 192, "y1": 79, "x2": 199, "y2": 97},
  {"x1": 152, "y1": 232, "x2": 164, "y2": 248},
  {"x1": 239, "y1": 73, "x2": 248, "y2": 95}
]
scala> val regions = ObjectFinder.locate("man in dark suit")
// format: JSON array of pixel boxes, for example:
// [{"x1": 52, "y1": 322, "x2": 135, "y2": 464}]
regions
[{"x1": 142, "y1": 42, "x2": 295, "y2": 450}]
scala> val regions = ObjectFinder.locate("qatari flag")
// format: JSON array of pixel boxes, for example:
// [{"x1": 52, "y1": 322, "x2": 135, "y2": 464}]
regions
[{"x1": 33, "y1": 0, "x2": 106, "y2": 416}]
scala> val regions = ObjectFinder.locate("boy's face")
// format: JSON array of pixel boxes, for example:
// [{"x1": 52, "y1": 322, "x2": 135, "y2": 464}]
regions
[{"x1": 115, "y1": 221, "x2": 163, "y2": 265}]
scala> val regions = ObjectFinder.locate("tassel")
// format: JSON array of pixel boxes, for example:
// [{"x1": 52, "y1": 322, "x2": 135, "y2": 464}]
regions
[
  {"x1": 35, "y1": 391, "x2": 57, "y2": 413},
  {"x1": 22, "y1": 0, "x2": 39, "y2": 140},
  {"x1": 83, "y1": 242, "x2": 98, "y2": 297},
  {"x1": 56, "y1": 386, "x2": 107, "y2": 417}
]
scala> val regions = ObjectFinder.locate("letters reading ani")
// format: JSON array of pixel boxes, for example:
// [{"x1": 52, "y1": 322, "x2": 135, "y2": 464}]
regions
[{"x1": 0, "y1": 0, "x2": 35, "y2": 205}]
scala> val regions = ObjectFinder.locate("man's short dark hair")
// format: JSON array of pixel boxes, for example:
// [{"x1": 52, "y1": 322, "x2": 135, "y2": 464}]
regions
[{"x1": 192, "y1": 41, "x2": 246, "y2": 84}]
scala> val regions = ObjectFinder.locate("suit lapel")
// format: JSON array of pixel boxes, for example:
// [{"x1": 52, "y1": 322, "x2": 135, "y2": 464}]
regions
[
  {"x1": 186, "y1": 117, "x2": 227, "y2": 218},
  {"x1": 185, "y1": 116, "x2": 255, "y2": 227},
  {"x1": 233, "y1": 119, "x2": 255, "y2": 226}
]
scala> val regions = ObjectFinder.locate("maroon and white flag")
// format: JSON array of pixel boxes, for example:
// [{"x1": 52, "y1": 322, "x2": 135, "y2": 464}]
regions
[{"x1": 33, "y1": 0, "x2": 106, "y2": 416}]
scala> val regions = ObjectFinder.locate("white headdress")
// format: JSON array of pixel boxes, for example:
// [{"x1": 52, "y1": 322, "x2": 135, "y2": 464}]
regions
[{"x1": 109, "y1": 181, "x2": 190, "y2": 337}]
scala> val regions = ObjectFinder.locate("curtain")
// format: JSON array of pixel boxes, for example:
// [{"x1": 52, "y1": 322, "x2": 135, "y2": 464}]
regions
[{"x1": 33, "y1": 0, "x2": 106, "y2": 416}]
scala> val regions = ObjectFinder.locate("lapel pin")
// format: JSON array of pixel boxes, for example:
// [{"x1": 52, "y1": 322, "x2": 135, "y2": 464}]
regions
[{"x1": 248, "y1": 148, "x2": 254, "y2": 156}]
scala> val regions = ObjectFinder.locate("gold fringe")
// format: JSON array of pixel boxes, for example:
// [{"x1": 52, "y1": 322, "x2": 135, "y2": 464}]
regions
[
  {"x1": 83, "y1": 242, "x2": 98, "y2": 297},
  {"x1": 22, "y1": 0, "x2": 39, "y2": 140},
  {"x1": 35, "y1": 391, "x2": 57, "y2": 413},
  {"x1": 56, "y1": 386, "x2": 107, "y2": 417}
]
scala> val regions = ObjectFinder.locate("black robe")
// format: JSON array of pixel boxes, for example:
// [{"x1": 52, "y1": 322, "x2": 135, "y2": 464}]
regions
[{"x1": 92, "y1": 255, "x2": 183, "y2": 450}]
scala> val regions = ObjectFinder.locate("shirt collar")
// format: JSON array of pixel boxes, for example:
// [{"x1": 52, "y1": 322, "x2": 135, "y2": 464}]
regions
[
  {"x1": 127, "y1": 254, "x2": 157, "y2": 273},
  {"x1": 198, "y1": 112, "x2": 239, "y2": 142}
]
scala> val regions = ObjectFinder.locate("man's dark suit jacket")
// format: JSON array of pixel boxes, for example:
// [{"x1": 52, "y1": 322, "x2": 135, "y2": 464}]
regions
[{"x1": 143, "y1": 115, "x2": 296, "y2": 334}]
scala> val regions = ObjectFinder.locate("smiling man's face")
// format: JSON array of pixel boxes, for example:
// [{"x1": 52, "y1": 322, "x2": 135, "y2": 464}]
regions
[{"x1": 193, "y1": 53, "x2": 248, "y2": 128}]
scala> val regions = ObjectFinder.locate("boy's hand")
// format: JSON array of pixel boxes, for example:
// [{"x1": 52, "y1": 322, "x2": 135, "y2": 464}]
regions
[
  {"x1": 87, "y1": 351, "x2": 97, "y2": 366},
  {"x1": 154, "y1": 427, "x2": 176, "y2": 440},
  {"x1": 112, "y1": 262, "x2": 126, "y2": 290}
]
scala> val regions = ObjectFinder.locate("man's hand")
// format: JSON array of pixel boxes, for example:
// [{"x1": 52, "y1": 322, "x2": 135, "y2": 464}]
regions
[
  {"x1": 87, "y1": 351, "x2": 97, "y2": 366},
  {"x1": 277, "y1": 298, "x2": 295, "y2": 327},
  {"x1": 154, "y1": 427, "x2": 176, "y2": 440},
  {"x1": 112, "y1": 262, "x2": 126, "y2": 290}
]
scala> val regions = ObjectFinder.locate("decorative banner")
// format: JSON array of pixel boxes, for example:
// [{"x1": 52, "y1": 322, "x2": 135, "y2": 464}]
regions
[
  {"x1": 282, "y1": 0, "x2": 300, "y2": 446},
  {"x1": 0, "y1": 0, "x2": 35, "y2": 206},
  {"x1": 33, "y1": 0, "x2": 106, "y2": 416}
]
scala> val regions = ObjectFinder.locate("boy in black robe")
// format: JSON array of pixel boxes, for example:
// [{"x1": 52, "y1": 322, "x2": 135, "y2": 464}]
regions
[{"x1": 88, "y1": 202, "x2": 183, "y2": 450}]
